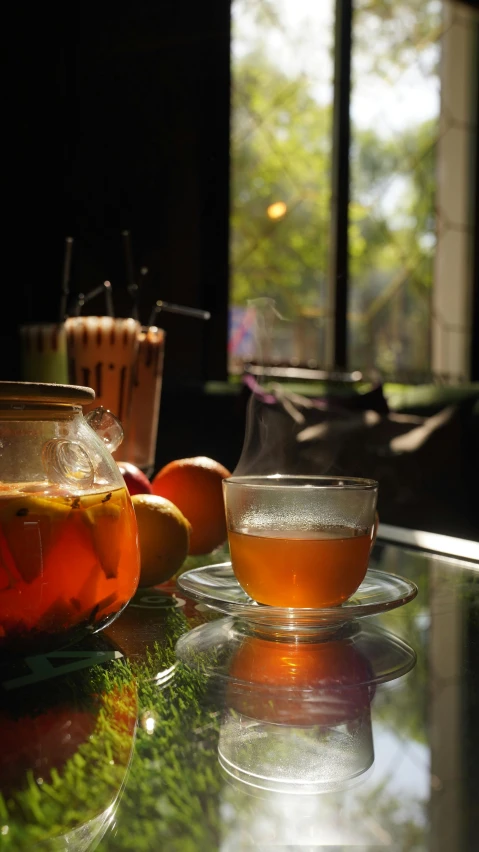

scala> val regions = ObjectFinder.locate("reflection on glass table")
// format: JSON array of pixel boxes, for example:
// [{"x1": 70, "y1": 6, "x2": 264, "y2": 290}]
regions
[
  {"x1": 0, "y1": 539, "x2": 477, "y2": 851},
  {"x1": 176, "y1": 617, "x2": 416, "y2": 798},
  {"x1": 0, "y1": 634, "x2": 136, "y2": 851}
]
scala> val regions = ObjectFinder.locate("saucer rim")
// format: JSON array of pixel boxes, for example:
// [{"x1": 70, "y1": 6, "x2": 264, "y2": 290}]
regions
[
  {"x1": 175, "y1": 616, "x2": 418, "y2": 690},
  {"x1": 177, "y1": 562, "x2": 418, "y2": 623}
]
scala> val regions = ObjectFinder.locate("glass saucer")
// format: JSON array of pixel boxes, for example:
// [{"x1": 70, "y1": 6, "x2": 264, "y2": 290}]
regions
[
  {"x1": 175, "y1": 617, "x2": 417, "y2": 690},
  {"x1": 177, "y1": 562, "x2": 418, "y2": 632}
]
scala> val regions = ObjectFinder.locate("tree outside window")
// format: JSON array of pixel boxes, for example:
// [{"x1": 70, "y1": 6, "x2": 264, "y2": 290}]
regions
[{"x1": 229, "y1": 0, "x2": 446, "y2": 382}]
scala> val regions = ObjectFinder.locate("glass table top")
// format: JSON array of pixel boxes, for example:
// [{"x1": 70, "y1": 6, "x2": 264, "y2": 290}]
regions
[{"x1": 1, "y1": 536, "x2": 478, "y2": 851}]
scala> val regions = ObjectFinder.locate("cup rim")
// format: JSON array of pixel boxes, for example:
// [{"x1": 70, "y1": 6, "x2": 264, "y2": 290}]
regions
[{"x1": 224, "y1": 474, "x2": 378, "y2": 490}]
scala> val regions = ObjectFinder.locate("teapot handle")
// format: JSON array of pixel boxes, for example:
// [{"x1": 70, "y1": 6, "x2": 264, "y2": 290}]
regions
[{"x1": 85, "y1": 407, "x2": 124, "y2": 454}]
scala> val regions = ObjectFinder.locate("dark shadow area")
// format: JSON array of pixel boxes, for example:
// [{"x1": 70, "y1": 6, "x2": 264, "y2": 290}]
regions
[{"x1": 1, "y1": 0, "x2": 230, "y2": 384}]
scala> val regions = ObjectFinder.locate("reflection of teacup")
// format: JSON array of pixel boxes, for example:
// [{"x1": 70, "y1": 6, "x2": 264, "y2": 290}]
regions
[
  {"x1": 176, "y1": 616, "x2": 416, "y2": 796},
  {"x1": 226, "y1": 630, "x2": 375, "y2": 727},
  {"x1": 218, "y1": 709, "x2": 374, "y2": 795},
  {"x1": 219, "y1": 629, "x2": 376, "y2": 794},
  {"x1": 223, "y1": 476, "x2": 378, "y2": 608}
]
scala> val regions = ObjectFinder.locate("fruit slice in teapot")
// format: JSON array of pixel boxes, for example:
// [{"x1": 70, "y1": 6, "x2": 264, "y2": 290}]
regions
[
  {"x1": 0, "y1": 492, "x2": 72, "y2": 584},
  {"x1": 81, "y1": 493, "x2": 123, "y2": 579},
  {"x1": 0, "y1": 483, "x2": 139, "y2": 653}
]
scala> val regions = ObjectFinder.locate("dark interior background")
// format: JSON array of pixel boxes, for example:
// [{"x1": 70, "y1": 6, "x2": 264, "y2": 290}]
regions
[{"x1": 1, "y1": 0, "x2": 230, "y2": 386}]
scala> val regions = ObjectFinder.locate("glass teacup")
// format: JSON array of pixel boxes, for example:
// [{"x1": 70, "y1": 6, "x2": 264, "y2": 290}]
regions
[{"x1": 223, "y1": 475, "x2": 378, "y2": 608}]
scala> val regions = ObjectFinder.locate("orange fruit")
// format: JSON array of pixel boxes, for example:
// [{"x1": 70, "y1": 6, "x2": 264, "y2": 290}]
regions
[
  {"x1": 131, "y1": 494, "x2": 191, "y2": 587},
  {"x1": 150, "y1": 456, "x2": 231, "y2": 555}
]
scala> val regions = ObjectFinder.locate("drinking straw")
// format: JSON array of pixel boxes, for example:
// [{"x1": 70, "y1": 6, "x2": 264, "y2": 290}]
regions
[
  {"x1": 59, "y1": 236, "x2": 74, "y2": 322},
  {"x1": 74, "y1": 281, "x2": 115, "y2": 317},
  {"x1": 103, "y1": 280, "x2": 115, "y2": 317},
  {"x1": 74, "y1": 293, "x2": 87, "y2": 316},
  {"x1": 122, "y1": 229, "x2": 139, "y2": 320},
  {"x1": 148, "y1": 300, "x2": 211, "y2": 327}
]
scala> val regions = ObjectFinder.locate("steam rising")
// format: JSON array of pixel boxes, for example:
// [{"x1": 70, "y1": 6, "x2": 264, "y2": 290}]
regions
[
  {"x1": 233, "y1": 378, "x2": 361, "y2": 477},
  {"x1": 233, "y1": 297, "x2": 379, "y2": 479},
  {"x1": 233, "y1": 298, "x2": 345, "y2": 477}
]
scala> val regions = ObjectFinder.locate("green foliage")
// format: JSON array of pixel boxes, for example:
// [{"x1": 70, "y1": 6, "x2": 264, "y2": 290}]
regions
[
  {"x1": 231, "y1": 46, "x2": 437, "y2": 310},
  {"x1": 369, "y1": 549, "x2": 430, "y2": 744},
  {"x1": 0, "y1": 610, "x2": 223, "y2": 852},
  {"x1": 1, "y1": 657, "x2": 136, "y2": 850},
  {"x1": 231, "y1": 51, "x2": 332, "y2": 316},
  {"x1": 98, "y1": 632, "x2": 223, "y2": 851},
  {"x1": 231, "y1": 0, "x2": 441, "y2": 376},
  {"x1": 233, "y1": 0, "x2": 281, "y2": 29},
  {"x1": 354, "y1": 0, "x2": 443, "y2": 77}
]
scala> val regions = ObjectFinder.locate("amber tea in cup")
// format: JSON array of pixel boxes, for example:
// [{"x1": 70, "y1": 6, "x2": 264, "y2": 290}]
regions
[{"x1": 223, "y1": 475, "x2": 378, "y2": 608}]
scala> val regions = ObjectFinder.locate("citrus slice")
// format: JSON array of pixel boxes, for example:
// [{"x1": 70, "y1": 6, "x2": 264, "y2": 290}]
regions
[
  {"x1": 0, "y1": 495, "x2": 72, "y2": 584},
  {"x1": 131, "y1": 494, "x2": 191, "y2": 588},
  {"x1": 82, "y1": 500, "x2": 122, "y2": 579}
]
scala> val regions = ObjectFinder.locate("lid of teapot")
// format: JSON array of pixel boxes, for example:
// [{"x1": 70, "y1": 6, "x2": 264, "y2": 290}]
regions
[{"x1": 0, "y1": 381, "x2": 95, "y2": 405}]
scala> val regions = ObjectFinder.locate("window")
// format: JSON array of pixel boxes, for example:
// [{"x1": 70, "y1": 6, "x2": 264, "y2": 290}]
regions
[
  {"x1": 229, "y1": 0, "x2": 335, "y2": 373},
  {"x1": 349, "y1": 0, "x2": 442, "y2": 382},
  {"x1": 229, "y1": 0, "x2": 479, "y2": 382}
]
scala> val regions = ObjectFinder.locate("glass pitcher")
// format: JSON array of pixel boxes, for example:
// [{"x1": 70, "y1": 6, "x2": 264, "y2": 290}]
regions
[{"x1": 0, "y1": 381, "x2": 140, "y2": 655}]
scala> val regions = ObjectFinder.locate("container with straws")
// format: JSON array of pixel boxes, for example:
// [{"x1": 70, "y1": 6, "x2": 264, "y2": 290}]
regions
[
  {"x1": 64, "y1": 286, "x2": 140, "y2": 426},
  {"x1": 65, "y1": 230, "x2": 210, "y2": 475}
]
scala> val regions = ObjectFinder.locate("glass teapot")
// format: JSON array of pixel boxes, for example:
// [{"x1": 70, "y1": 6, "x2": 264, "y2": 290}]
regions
[{"x1": 0, "y1": 381, "x2": 140, "y2": 655}]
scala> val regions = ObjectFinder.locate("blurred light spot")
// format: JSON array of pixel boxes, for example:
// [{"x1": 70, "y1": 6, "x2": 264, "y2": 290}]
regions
[
  {"x1": 145, "y1": 717, "x2": 155, "y2": 734},
  {"x1": 141, "y1": 711, "x2": 156, "y2": 734},
  {"x1": 154, "y1": 663, "x2": 177, "y2": 686},
  {"x1": 267, "y1": 201, "x2": 287, "y2": 220}
]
